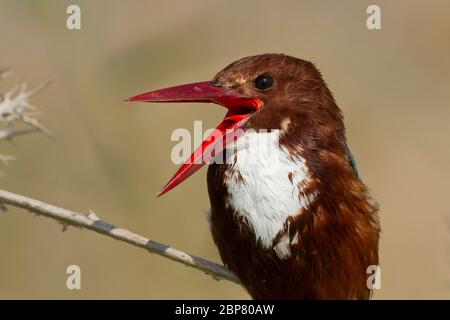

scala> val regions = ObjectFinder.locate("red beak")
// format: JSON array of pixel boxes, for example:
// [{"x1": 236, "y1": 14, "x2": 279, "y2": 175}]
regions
[{"x1": 126, "y1": 81, "x2": 263, "y2": 197}]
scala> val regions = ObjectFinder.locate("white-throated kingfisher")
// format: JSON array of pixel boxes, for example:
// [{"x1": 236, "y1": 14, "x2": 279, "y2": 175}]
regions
[{"x1": 127, "y1": 54, "x2": 380, "y2": 299}]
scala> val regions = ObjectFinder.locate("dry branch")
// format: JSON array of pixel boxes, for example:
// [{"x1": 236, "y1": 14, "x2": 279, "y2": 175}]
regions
[{"x1": 0, "y1": 188, "x2": 240, "y2": 284}]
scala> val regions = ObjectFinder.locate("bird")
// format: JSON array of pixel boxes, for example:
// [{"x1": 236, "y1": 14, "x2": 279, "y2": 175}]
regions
[{"x1": 127, "y1": 54, "x2": 380, "y2": 299}]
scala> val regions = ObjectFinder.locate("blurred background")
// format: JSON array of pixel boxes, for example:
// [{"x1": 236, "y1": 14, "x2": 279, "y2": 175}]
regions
[{"x1": 0, "y1": 0, "x2": 449, "y2": 299}]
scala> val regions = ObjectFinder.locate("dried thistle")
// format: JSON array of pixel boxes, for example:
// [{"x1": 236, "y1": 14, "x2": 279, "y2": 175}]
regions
[{"x1": 0, "y1": 68, "x2": 51, "y2": 171}]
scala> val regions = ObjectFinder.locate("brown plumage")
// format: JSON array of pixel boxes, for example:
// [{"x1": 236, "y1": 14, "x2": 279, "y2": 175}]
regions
[
  {"x1": 207, "y1": 54, "x2": 380, "y2": 299},
  {"x1": 129, "y1": 53, "x2": 380, "y2": 300}
]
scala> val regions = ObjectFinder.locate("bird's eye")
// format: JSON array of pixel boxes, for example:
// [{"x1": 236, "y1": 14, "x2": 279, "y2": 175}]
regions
[{"x1": 254, "y1": 75, "x2": 273, "y2": 91}]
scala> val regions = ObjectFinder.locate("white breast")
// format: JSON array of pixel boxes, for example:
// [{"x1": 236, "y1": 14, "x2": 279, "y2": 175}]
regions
[{"x1": 223, "y1": 130, "x2": 312, "y2": 257}]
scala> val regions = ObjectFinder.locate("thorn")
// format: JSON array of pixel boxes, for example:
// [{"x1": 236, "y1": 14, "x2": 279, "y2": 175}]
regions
[
  {"x1": 19, "y1": 115, "x2": 54, "y2": 140},
  {"x1": 88, "y1": 210, "x2": 100, "y2": 221},
  {"x1": 25, "y1": 80, "x2": 53, "y2": 99},
  {"x1": 5, "y1": 84, "x2": 19, "y2": 99},
  {"x1": 60, "y1": 221, "x2": 69, "y2": 232},
  {"x1": 211, "y1": 274, "x2": 221, "y2": 281}
]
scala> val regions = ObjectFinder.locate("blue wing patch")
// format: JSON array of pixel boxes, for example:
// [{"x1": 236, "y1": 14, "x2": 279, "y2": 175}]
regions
[{"x1": 343, "y1": 141, "x2": 360, "y2": 179}]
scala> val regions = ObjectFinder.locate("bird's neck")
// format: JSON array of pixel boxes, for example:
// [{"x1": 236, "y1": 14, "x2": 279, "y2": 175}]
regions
[
  {"x1": 221, "y1": 124, "x2": 378, "y2": 249},
  {"x1": 207, "y1": 126, "x2": 379, "y2": 299},
  {"x1": 222, "y1": 129, "x2": 312, "y2": 253}
]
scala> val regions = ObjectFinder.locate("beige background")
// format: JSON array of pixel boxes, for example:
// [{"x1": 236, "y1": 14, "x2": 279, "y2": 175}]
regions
[{"x1": 0, "y1": 0, "x2": 449, "y2": 299}]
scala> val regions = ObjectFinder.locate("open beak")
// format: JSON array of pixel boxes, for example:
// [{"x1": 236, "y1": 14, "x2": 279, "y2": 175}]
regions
[{"x1": 126, "y1": 81, "x2": 263, "y2": 197}]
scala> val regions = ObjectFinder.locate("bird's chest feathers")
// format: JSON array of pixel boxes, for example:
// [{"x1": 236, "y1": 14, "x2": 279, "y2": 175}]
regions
[{"x1": 223, "y1": 131, "x2": 312, "y2": 256}]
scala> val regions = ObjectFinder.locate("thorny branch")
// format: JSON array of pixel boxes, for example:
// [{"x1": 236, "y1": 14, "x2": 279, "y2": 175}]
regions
[
  {"x1": 0, "y1": 68, "x2": 52, "y2": 169},
  {"x1": 0, "y1": 188, "x2": 240, "y2": 284},
  {"x1": 0, "y1": 68, "x2": 240, "y2": 285}
]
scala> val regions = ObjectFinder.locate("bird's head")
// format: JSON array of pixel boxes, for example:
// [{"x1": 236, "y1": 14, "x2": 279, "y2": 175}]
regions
[{"x1": 127, "y1": 54, "x2": 347, "y2": 196}]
